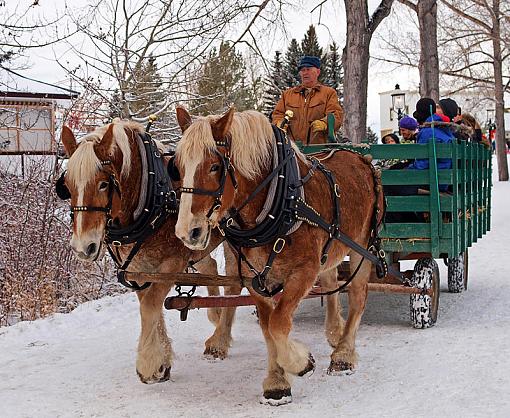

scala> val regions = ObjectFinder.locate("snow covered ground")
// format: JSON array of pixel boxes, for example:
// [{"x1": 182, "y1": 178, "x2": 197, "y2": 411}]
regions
[{"x1": 1, "y1": 163, "x2": 510, "y2": 418}]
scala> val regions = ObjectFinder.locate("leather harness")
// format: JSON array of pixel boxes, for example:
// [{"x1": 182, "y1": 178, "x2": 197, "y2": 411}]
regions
[{"x1": 56, "y1": 131, "x2": 178, "y2": 291}]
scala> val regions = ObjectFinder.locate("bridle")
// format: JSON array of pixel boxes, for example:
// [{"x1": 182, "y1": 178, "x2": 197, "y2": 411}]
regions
[
  {"x1": 56, "y1": 130, "x2": 178, "y2": 291},
  {"x1": 69, "y1": 160, "x2": 121, "y2": 226},
  {"x1": 178, "y1": 139, "x2": 238, "y2": 220}
]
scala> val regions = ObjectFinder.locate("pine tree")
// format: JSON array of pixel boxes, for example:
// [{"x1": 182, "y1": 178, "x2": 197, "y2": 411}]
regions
[
  {"x1": 261, "y1": 51, "x2": 285, "y2": 117},
  {"x1": 193, "y1": 41, "x2": 249, "y2": 115},
  {"x1": 365, "y1": 126, "x2": 378, "y2": 144},
  {"x1": 108, "y1": 56, "x2": 165, "y2": 119},
  {"x1": 323, "y1": 41, "x2": 344, "y2": 100},
  {"x1": 283, "y1": 39, "x2": 302, "y2": 88},
  {"x1": 301, "y1": 25, "x2": 323, "y2": 58},
  {"x1": 128, "y1": 56, "x2": 165, "y2": 116}
]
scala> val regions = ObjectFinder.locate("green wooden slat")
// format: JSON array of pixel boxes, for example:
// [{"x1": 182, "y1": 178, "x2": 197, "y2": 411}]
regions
[
  {"x1": 380, "y1": 223, "x2": 452, "y2": 239},
  {"x1": 386, "y1": 195, "x2": 453, "y2": 212},
  {"x1": 488, "y1": 150, "x2": 493, "y2": 230},
  {"x1": 467, "y1": 143, "x2": 473, "y2": 246},
  {"x1": 381, "y1": 170, "x2": 453, "y2": 185},
  {"x1": 459, "y1": 144, "x2": 467, "y2": 253},
  {"x1": 477, "y1": 145, "x2": 484, "y2": 238},
  {"x1": 300, "y1": 140, "x2": 492, "y2": 259},
  {"x1": 452, "y1": 141, "x2": 459, "y2": 256},
  {"x1": 381, "y1": 238, "x2": 452, "y2": 254}
]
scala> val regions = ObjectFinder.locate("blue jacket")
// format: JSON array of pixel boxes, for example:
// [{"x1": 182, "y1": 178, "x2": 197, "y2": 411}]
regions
[{"x1": 408, "y1": 114, "x2": 454, "y2": 171}]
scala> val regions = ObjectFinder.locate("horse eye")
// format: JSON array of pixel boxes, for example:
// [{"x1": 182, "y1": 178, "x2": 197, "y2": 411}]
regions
[
  {"x1": 210, "y1": 164, "x2": 220, "y2": 173},
  {"x1": 98, "y1": 181, "x2": 109, "y2": 191}
]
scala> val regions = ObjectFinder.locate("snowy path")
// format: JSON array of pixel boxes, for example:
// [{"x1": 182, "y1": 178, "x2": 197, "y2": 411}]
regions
[{"x1": 1, "y1": 172, "x2": 509, "y2": 417}]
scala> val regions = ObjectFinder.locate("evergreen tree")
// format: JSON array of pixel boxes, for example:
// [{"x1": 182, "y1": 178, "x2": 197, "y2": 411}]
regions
[
  {"x1": 129, "y1": 56, "x2": 165, "y2": 116},
  {"x1": 193, "y1": 41, "x2": 249, "y2": 115},
  {"x1": 323, "y1": 41, "x2": 344, "y2": 100},
  {"x1": 283, "y1": 39, "x2": 301, "y2": 87},
  {"x1": 365, "y1": 126, "x2": 378, "y2": 144},
  {"x1": 108, "y1": 56, "x2": 165, "y2": 119},
  {"x1": 300, "y1": 25, "x2": 323, "y2": 58},
  {"x1": 261, "y1": 51, "x2": 285, "y2": 117}
]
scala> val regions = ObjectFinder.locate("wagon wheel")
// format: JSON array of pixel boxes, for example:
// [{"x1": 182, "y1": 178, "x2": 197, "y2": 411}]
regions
[
  {"x1": 409, "y1": 258, "x2": 440, "y2": 329},
  {"x1": 447, "y1": 250, "x2": 468, "y2": 293}
]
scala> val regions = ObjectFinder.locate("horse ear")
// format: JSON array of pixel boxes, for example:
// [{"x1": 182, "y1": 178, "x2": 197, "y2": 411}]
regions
[
  {"x1": 94, "y1": 123, "x2": 115, "y2": 158},
  {"x1": 211, "y1": 107, "x2": 235, "y2": 141},
  {"x1": 176, "y1": 106, "x2": 192, "y2": 133},
  {"x1": 61, "y1": 126, "x2": 78, "y2": 157}
]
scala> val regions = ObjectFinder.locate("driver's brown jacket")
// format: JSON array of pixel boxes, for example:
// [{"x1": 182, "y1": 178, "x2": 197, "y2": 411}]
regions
[{"x1": 272, "y1": 83, "x2": 343, "y2": 144}]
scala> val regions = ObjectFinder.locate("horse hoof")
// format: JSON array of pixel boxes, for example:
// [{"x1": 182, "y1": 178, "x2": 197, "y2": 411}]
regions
[
  {"x1": 203, "y1": 346, "x2": 227, "y2": 360},
  {"x1": 297, "y1": 353, "x2": 316, "y2": 377},
  {"x1": 137, "y1": 365, "x2": 171, "y2": 384},
  {"x1": 327, "y1": 360, "x2": 355, "y2": 376},
  {"x1": 260, "y1": 388, "x2": 292, "y2": 406}
]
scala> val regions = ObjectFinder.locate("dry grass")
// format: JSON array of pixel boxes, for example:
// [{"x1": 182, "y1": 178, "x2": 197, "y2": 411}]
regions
[{"x1": 0, "y1": 157, "x2": 125, "y2": 327}]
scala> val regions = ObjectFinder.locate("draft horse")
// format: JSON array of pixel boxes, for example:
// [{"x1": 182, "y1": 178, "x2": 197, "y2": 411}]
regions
[
  {"x1": 58, "y1": 120, "x2": 240, "y2": 383},
  {"x1": 174, "y1": 108, "x2": 384, "y2": 405}
]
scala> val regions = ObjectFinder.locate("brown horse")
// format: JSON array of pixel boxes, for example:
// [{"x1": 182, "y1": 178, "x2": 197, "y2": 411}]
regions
[
  {"x1": 59, "y1": 120, "x2": 240, "y2": 383},
  {"x1": 174, "y1": 107, "x2": 383, "y2": 405}
]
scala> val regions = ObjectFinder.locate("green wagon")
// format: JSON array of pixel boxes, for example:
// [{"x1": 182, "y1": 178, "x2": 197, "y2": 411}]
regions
[{"x1": 302, "y1": 139, "x2": 492, "y2": 328}]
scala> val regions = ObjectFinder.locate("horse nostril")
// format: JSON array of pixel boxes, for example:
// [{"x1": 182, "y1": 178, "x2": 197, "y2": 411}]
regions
[
  {"x1": 190, "y1": 227, "x2": 202, "y2": 241},
  {"x1": 86, "y1": 243, "x2": 97, "y2": 256}
]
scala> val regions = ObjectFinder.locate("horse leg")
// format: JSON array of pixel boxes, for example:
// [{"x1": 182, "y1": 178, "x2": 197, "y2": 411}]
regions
[
  {"x1": 328, "y1": 252, "x2": 370, "y2": 375},
  {"x1": 136, "y1": 282, "x2": 174, "y2": 384},
  {"x1": 198, "y1": 245, "x2": 241, "y2": 359},
  {"x1": 250, "y1": 292, "x2": 292, "y2": 406},
  {"x1": 269, "y1": 276, "x2": 316, "y2": 377},
  {"x1": 319, "y1": 269, "x2": 345, "y2": 348}
]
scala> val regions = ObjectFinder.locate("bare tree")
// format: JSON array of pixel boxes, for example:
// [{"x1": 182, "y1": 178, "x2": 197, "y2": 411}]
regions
[
  {"x1": 0, "y1": 1, "x2": 75, "y2": 85},
  {"x1": 58, "y1": 0, "x2": 280, "y2": 126},
  {"x1": 398, "y1": 0, "x2": 440, "y2": 100},
  {"x1": 342, "y1": 0, "x2": 395, "y2": 143},
  {"x1": 441, "y1": 0, "x2": 509, "y2": 181}
]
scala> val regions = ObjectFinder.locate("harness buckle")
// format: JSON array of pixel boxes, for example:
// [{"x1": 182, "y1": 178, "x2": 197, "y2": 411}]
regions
[
  {"x1": 273, "y1": 237, "x2": 286, "y2": 254},
  {"x1": 112, "y1": 240, "x2": 122, "y2": 247},
  {"x1": 334, "y1": 184, "x2": 341, "y2": 197}
]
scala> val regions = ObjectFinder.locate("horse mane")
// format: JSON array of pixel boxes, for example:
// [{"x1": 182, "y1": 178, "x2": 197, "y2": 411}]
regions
[
  {"x1": 67, "y1": 119, "x2": 144, "y2": 188},
  {"x1": 177, "y1": 110, "x2": 275, "y2": 180}
]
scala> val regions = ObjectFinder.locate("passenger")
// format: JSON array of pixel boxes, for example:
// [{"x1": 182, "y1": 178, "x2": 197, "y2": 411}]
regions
[
  {"x1": 436, "y1": 98, "x2": 460, "y2": 122},
  {"x1": 382, "y1": 133, "x2": 400, "y2": 144},
  {"x1": 410, "y1": 98, "x2": 455, "y2": 192},
  {"x1": 272, "y1": 55, "x2": 343, "y2": 144},
  {"x1": 398, "y1": 116, "x2": 418, "y2": 143},
  {"x1": 457, "y1": 113, "x2": 487, "y2": 145}
]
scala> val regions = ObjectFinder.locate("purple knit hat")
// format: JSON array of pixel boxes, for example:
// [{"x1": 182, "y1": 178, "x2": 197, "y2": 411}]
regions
[{"x1": 399, "y1": 115, "x2": 419, "y2": 131}]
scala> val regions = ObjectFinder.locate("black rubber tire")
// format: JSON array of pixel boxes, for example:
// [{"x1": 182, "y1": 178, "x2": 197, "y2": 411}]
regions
[
  {"x1": 447, "y1": 250, "x2": 468, "y2": 293},
  {"x1": 410, "y1": 258, "x2": 440, "y2": 329}
]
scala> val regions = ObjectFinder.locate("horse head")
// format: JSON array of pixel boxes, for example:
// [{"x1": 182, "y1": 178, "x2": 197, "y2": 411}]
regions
[
  {"x1": 59, "y1": 121, "x2": 144, "y2": 261},
  {"x1": 174, "y1": 106, "x2": 273, "y2": 250}
]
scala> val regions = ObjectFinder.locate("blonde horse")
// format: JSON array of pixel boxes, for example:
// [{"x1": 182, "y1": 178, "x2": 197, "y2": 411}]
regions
[
  {"x1": 59, "y1": 120, "x2": 240, "y2": 383},
  {"x1": 174, "y1": 107, "x2": 383, "y2": 404}
]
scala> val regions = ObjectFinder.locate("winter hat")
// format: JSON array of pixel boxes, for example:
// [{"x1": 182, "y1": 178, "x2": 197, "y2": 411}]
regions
[
  {"x1": 399, "y1": 116, "x2": 418, "y2": 131},
  {"x1": 438, "y1": 98, "x2": 459, "y2": 121},
  {"x1": 298, "y1": 56, "x2": 321, "y2": 70},
  {"x1": 413, "y1": 98, "x2": 436, "y2": 124},
  {"x1": 382, "y1": 133, "x2": 400, "y2": 144}
]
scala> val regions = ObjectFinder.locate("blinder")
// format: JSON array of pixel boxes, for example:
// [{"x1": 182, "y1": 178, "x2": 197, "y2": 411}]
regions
[
  {"x1": 167, "y1": 156, "x2": 181, "y2": 182},
  {"x1": 55, "y1": 171, "x2": 71, "y2": 200}
]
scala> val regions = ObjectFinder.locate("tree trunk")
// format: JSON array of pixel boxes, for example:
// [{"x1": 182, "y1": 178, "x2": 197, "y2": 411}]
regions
[
  {"x1": 492, "y1": 0, "x2": 508, "y2": 181},
  {"x1": 342, "y1": 0, "x2": 394, "y2": 144},
  {"x1": 342, "y1": 1, "x2": 370, "y2": 144},
  {"x1": 417, "y1": 0, "x2": 439, "y2": 101}
]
